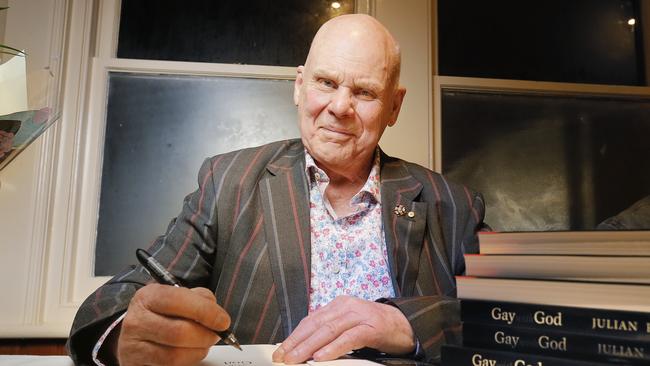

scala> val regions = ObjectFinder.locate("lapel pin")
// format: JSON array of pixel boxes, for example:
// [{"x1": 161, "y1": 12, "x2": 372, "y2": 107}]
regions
[{"x1": 394, "y1": 204, "x2": 407, "y2": 216}]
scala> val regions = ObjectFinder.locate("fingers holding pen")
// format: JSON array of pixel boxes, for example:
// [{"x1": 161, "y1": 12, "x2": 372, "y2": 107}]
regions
[
  {"x1": 134, "y1": 284, "x2": 231, "y2": 332},
  {"x1": 188, "y1": 287, "x2": 233, "y2": 332},
  {"x1": 117, "y1": 251, "x2": 239, "y2": 365},
  {"x1": 122, "y1": 300, "x2": 220, "y2": 348},
  {"x1": 118, "y1": 284, "x2": 232, "y2": 365}
]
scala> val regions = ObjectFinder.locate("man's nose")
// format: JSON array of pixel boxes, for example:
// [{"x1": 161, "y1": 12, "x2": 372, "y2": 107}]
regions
[{"x1": 328, "y1": 87, "x2": 354, "y2": 118}]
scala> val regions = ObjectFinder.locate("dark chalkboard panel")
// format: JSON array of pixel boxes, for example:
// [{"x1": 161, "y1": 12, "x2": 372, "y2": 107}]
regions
[
  {"x1": 94, "y1": 73, "x2": 299, "y2": 276},
  {"x1": 440, "y1": 88, "x2": 650, "y2": 232}
]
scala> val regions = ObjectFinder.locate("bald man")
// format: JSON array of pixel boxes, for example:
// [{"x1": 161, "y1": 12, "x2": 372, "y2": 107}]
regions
[{"x1": 67, "y1": 14, "x2": 485, "y2": 366}]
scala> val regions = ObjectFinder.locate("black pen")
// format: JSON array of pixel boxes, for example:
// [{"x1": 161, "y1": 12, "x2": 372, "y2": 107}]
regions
[{"x1": 136, "y1": 248, "x2": 242, "y2": 351}]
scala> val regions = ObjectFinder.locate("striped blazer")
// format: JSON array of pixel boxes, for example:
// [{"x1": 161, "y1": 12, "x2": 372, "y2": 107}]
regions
[{"x1": 67, "y1": 139, "x2": 485, "y2": 365}]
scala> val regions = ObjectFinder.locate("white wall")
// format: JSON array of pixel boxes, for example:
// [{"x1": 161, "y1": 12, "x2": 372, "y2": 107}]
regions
[
  {"x1": 0, "y1": 0, "x2": 67, "y2": 337},
  {"x1": 376, "y1": 0, "x2": 433, "y2": 168},
  {"x1": 0, "y1": 0, "x2": 7, "y2": 45}
]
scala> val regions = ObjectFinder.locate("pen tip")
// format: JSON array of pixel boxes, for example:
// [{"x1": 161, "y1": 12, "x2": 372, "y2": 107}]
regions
[
  {"x1": 219, "y1": 332, "x2": 242, "y2": 351},
  {"x1": 228, "y1": 335, "x2": 242, "y2": 351}
]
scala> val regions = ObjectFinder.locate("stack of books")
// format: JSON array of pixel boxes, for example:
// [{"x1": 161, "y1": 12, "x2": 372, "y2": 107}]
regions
[{"x1": 441, "y1": 230, "x2": 650, "y2": 366}]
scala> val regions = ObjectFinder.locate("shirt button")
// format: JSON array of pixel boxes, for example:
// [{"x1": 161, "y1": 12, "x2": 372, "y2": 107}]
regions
[
  {"x1": 314, "y1": 172, "x2": 321, "y2": 181},
  {"x1": 332, "y1": 263, "x2": 340, "y2": 273}
]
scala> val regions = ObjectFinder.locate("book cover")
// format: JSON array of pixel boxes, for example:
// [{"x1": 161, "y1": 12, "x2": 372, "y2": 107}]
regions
[
  {"x1": 0, "y1": 108, "x2": 54, "y2": 171},
  {"x1": 456, "y1": 277, "x2": 650, "y2": 312},
  {"x1": 0, "y1": 120, "x2": 20, "y2": 134},
  {"x1": 461, "y1": 299, "x2": 650, "y2": 339},
  {"x1": 464, "y1": 255, "x2": 650, "y2": 284},
  {"x1": 478, "y1": 231, "x2": 650, "y2": 256},
  {"x1": 0, "y1": 119, "x2": 20, "y2": 167},
  {"x1": 441, "y1": 345, "x2": 617, "y2": 366},
  {"x1": 462, "y1": 322, "x2": 649, "y2": 364}
]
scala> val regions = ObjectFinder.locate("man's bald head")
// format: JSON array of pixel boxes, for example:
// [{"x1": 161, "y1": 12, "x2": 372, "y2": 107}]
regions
[
  {"x1": 305, "y1": 14, "x2": 402, "y2": 90},
  {"x1": 293, "y1": 13, "x2": 407, "y2": 177}
]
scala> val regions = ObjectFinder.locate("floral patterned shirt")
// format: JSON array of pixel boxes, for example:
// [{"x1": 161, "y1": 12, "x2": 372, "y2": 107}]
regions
[{"x1": 305, "y1": 150, "x2": 395, "y2": 312}]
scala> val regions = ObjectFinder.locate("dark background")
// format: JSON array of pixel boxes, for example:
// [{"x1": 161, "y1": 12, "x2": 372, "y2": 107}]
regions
[
  {"x1": 438, "y1": 0, "x2": 650, "y2": 231},
  {"x1": 438, "y1": 0, "x2": 644, "y2": 85}
]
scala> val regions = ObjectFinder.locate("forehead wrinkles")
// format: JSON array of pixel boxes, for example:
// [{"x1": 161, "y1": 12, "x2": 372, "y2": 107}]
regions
[
  {"x1": 303, "y1": 15, "x2": 401, "y2": 93},
  {"x1": 310, "y1": 60, "x2": 387, "y2": 94},
  {"x1": 308, "y1": 40, "x2": 390, "y2": 80},
  {"x1": 309, "y1": 37, "x2": 397, "y2": 89}
]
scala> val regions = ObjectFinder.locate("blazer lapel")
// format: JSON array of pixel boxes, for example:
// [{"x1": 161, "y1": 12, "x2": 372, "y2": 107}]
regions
[
  {"x1": 259, "y1": 143, "x2": 311, "y2": 338},
  {"x1": 380, "y1": 153, "x2": 427, "y2": 297}
]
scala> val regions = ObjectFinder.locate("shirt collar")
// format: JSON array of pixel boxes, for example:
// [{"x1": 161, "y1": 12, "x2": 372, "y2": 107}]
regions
[{"x1": 304, "y1": 148, "x2": 382, "y2": 204}]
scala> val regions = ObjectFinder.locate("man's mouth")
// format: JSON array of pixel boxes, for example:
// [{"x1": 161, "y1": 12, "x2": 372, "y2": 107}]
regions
[{"x1": 320, "y1": 126, "x2": 354, "y2": 138}]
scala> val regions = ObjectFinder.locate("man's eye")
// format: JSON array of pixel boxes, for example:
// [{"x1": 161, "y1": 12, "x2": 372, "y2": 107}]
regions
[
  {"x1": 319, "y1": 79, "x2": 335, "y2": 88},
  {"x1": 358, "y1": 89, "x2": 376, "y2": 99}
]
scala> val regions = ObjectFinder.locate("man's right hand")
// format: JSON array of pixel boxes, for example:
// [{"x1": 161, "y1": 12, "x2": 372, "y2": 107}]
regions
[{"x1": 116, "y1": 284, "x2": 231, "y2": 366}]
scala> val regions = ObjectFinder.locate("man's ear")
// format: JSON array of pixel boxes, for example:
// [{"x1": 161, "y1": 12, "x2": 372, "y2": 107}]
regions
[
  {"x1": 388, "y1": 87, "x2": 406, "y2": 127},
  {"x1": 294, "y1": 66, "x2": 305, "y2": 106}
]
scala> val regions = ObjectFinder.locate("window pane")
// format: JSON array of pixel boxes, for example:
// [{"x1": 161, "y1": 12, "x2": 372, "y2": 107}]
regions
[
  {"x1": 438, "y1": 0, "x2": 643, "y2": 85},
  {"x1": 116, "y1": 0, "x2": 355, "y2": 66},
  {"x1": 441, "y1": 89, "x2": 650, "y2": 231},
  {"x1": 95, "y1": 73, "x2": 299, "y2": 276}
]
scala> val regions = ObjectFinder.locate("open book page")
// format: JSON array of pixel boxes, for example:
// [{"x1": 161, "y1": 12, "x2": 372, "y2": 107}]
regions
[{"x1": 200, "y1": 344, "x2": 382, "y2": 366}]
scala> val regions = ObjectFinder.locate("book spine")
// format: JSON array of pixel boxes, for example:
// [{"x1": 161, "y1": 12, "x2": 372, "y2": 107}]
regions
[
  {"x1": 462, "y1": 322, "x2": 650, "y2": 364},
  {"x1": 441, "y1": 345, "x2": 614, "y2": 366},
  {"x1": 461, "y1": 299, "x2": 650, "y2": 340}
]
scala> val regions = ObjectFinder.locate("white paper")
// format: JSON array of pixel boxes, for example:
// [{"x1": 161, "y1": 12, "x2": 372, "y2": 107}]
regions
[
  {"x1": 0, "y1": 345, "x2": 384, "y2": 366},
  {"x1": 201, "y1": 344, "x2": 382, "y2": 366},
  {"x1": 201, "y1": 344, "x2": 287, "y2": 366}
]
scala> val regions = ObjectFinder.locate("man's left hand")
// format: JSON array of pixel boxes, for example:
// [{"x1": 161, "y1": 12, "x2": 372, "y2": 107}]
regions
[{"x1": 272, "y1": 296, "x2": 415, "y2": 364}]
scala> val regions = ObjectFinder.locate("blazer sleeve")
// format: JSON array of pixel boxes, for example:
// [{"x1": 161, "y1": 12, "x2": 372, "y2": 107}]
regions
[
  {"x1": 67, "y1": 157, "x2": 222, "y2": 365},
  {"x1": 384, "y1": 190, "x2": 486, "y2": 364}
]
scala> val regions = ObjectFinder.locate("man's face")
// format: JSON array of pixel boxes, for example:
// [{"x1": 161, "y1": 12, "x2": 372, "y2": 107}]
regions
[{"x1": 294, "y1": 27, "x2": 404, "y2": 171}]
